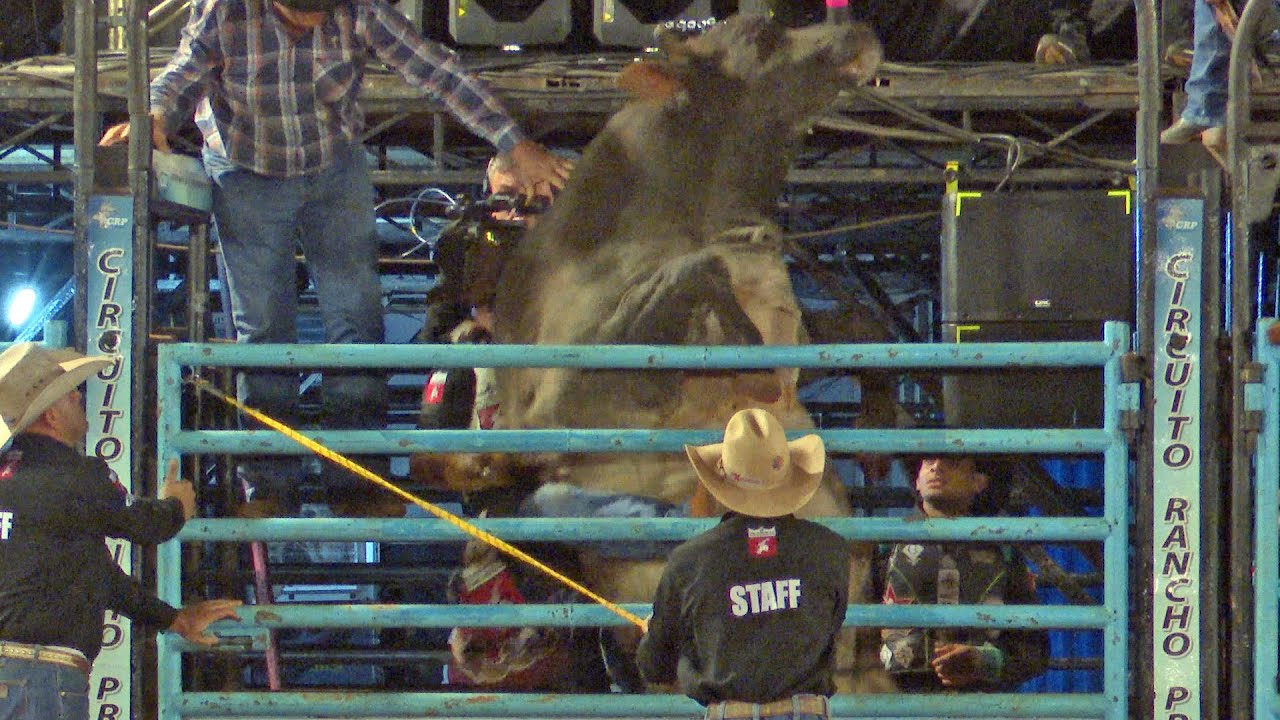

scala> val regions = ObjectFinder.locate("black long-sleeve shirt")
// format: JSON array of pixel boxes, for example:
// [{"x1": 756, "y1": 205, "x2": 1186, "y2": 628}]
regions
[
  {"x1": 0, "y1": 433, "x2": 184, "y2": 661},
  {"x1": 637, "y1": 513, "x2": 850, "y2": 705},
  {"x1": 875, "y1": 510, "x2": 1050, "y2": 691}
]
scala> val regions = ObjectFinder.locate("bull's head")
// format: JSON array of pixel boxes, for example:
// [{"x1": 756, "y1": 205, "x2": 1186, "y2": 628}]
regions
[{"x1": 619, "y1": 14, "x2": 882, "y2": 126}]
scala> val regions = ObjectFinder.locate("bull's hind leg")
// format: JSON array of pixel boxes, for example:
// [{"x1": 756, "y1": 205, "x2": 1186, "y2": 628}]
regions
[{"x1": 599, "y1": 249, "x2": 762, "y2": 347}]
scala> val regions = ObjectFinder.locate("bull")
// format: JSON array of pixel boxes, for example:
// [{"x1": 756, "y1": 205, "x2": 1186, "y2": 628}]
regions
[{"x1": 431, "y1": 14, "x2": 892, "y2": 692}]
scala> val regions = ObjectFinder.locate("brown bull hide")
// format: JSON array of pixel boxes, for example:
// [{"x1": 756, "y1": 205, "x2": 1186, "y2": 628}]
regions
[{"x1": 468, "y1": 14, "x2": 891, "y2": 692}]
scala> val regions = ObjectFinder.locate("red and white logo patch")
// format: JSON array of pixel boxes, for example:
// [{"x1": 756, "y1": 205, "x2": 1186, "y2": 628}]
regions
[
  {"x1": 423, "y1": 371, "x2": 448, "y2": 405},
  {"x1": 746, "y1": 526, "x2": 777, "y2": 558},
  {"x1": 0, "y1": 451, "x2": 22, "y2": 482},
  {"x1": 883, "y1": 583, "x2": 914, "y2": 605}
]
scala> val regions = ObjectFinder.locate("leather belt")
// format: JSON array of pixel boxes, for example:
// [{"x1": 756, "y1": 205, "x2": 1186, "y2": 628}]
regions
[
  {"x1": 708, "y1": 694, "x2": 830, "y2": 719},
  {"x1": 0, "y1": 641, "x2": 91, "y2": 675}
]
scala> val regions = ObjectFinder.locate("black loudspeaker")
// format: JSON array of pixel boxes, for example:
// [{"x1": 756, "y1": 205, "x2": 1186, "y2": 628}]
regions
[
  {"x1": 593, "y1": 0, "x2": 714, "y2": 47},
  {"x1": 939, "y1": 189, "x2": 1135, "y2": 428},
  {"x1": 449, "y1": 0, "x2": 571, "y2": 46}
]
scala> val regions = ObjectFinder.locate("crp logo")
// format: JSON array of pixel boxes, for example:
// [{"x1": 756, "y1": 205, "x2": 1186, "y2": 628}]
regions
[
  {"x1": 1161, "y1": 205, "x2": 1199, "y2": 231},
  {"x1": 92, "y1": 201, "x2": 129, "y2": 229}
]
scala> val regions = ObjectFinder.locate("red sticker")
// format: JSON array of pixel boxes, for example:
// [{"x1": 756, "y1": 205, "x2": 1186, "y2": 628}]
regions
[
  {"x1": 747, "y1": 535, "x2": 776, "y2": 558},
  {"x1": 747, "y1": 526, "x2": 777, "y2": 558},
  {"x1": 424, "y1": 371, "x2": 448, "y2": 405},
  {"x1": 0, "y1": 452, "x2": 21, "y2": 481},
  {"x1": 883, "y1": 583, "x2": 914, "y2": 605}
]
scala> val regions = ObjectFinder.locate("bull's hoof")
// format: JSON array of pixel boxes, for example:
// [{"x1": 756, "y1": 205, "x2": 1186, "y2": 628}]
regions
[{"x1": 410, "y1": 452, "x2": 515, "y2": 494}]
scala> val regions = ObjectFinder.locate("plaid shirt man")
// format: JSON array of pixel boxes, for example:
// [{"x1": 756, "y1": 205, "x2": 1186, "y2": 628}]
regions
[{"x1": 150, "y1": 0, "x2": 525, "y2": 177}]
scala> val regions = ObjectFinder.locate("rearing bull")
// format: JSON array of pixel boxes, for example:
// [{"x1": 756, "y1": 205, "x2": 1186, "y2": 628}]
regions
[{"x1": 488, "y1": 14, "x2": 888, "y2": 690}]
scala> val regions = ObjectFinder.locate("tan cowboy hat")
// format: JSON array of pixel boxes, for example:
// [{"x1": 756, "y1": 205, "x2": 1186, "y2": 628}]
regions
[
  {"x1": 0, "y1": 343, "x2": 113, "y2": 447},
  {"x1": 685, "y1": 408, "x2": 826, "y2": 518}
]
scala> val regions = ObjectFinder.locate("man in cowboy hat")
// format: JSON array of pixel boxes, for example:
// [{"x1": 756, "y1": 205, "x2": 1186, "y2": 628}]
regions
[
  {"x1": 100, "y1": 0, "x2": 573, "y2": 518},
  {"x1": 877, "y1": 452, "x2": 1047, "y2": 692},
  {"x1": 0, "y1": 343, "x2": 242, "y2": 720},
  {"x1": 636, "y1": 408, "x2": 849, "y2": 719}
]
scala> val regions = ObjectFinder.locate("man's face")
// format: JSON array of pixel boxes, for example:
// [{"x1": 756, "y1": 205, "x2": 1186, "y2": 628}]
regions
[
  {"x1": 47, "y1": 388, "x2": 89, "y2": 445},
  {"x1": 914, "y1": 456, "x2": 988, "y2": 515}
]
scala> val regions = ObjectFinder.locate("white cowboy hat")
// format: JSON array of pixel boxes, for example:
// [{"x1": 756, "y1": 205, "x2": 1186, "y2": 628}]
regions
[
  {"x1": 685, "y1": 408, "x2": 825, "y2": 518},
  {"x1": 0, "y1": 343, "x2": 113, "y2": 447}
]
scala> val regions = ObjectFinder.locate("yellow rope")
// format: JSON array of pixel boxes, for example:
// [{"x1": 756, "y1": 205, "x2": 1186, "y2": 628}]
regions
[{"x1": 191, "y1": 377, "x2": 647, "y2": 630}]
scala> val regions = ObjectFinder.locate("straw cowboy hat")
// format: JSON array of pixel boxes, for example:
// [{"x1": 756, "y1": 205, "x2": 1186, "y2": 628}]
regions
[
  {"x1": 0, "y1": 343, "x2": 113, "y2": 447},
  {"x1": 685, "y1": 408, "x2": 826, "y2": 518}
]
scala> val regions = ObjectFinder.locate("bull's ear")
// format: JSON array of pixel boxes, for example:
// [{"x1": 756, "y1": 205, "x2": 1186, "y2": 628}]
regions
[
  {"x1": 654, "y1": 23, "x2": 691, "y2": 58},
  {"x1": 839, "y1": 26, "x2": 883, "y2": 83},
  {"x1": 617, "y1": 61, "x2": 684, "y2": 102}
]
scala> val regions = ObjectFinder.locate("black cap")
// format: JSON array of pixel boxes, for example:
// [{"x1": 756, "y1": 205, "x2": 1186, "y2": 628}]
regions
[
  {"x1": 274, "y1": 0, "x2": 343, "y2": 12},
  {"x1": 905, "y1": 453, "x2": 1014, "y2": 516}
]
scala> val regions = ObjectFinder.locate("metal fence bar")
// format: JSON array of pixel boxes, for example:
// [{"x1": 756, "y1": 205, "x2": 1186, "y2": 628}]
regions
[
  {"x1": 167, "y1": 427, "x2": 1114, "y2": 455},
  {"x1": 176, "y1": 691, "x2": 1110, "y2": 718},
  {"x1": 1254, "y1": 319, "x2": 1279, "y2": 718},
  {"x1": 179, "y1": 516, "x2": 1114, "y2": 543},
  {"x1": 164, "y1": 338, "x2": 1118, "y2": 369},
  {"x1": 154, "y1": 326, "x2": 1132, "y2": 719},
  {"x1": 193, "y1": 602, "x2": 1112, "y2": 630}
]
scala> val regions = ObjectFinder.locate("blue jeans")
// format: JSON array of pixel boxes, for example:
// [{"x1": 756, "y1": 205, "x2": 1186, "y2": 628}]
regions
[
  {"x1": 0, "y1": 657, "x2": 89, "y2": 720},
  {"x1": 207, "y1": 143, "x2": 387, "y2": 500},
  {"x1": 1181, "y1": 0, "x2": 1232, "y2": 127}
]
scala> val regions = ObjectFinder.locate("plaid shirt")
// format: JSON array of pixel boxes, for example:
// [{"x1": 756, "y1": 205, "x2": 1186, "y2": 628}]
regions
[{"x1": 151, "y1": 0, "x2": 525, "y2": 177}]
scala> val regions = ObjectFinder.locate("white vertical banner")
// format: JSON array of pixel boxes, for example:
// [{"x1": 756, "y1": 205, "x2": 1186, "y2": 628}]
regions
[
  {"x1": 84, "y1": 195, "x2": 134, "y2": 720},
  {"x1": 1152, "y1": 197, "x2": 1203, "y2": 720}
]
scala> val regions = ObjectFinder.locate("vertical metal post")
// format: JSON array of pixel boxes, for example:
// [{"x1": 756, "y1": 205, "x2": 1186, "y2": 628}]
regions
[
  {"x1": 188, "y1": 224, "x2": 209, "y2": 342},
  {"x1": 156, "y1": 346, "x2": 183, "y2": 720},
  {"x1": 1198, "y1": 168, "x2": 1226, "y2": 719},
  {"x1": 124, "y1": 0, "x2": 155, "y2": 712},
  {"x1": 432, "y1": 112, "x2": 445, "y2": 168},
  {"x1": 1132, "y1": 0, "x2": 1160, "y2": 715},
  {"x1": 1227, "y1": 2, "x2": 1271, "y2": 718},
  {"x1": 72, "y1": 0, "x2": 98, "y2": 347},
  {"x1": 1253, "y1": 322, "x2": 1278, "y2": 719},
  {"x1": 1104, "y1": 321, "x2": 1131, "y2": 720}
]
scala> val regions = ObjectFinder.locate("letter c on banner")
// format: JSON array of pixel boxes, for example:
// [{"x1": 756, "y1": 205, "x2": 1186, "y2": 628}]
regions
[
  {"x1": 1165, "y1": 578, "x2": 1190, "y2": 602},
  {"x1": 1165, "y1": 252, "x2": 1191, "y2": 280},
  {"x1": 97, "y1": 248, "x2": 125, "y2": 274}
]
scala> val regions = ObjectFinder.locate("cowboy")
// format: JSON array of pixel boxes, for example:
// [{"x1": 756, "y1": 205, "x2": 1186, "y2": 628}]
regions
[
  {"x1": 0, "y1": 343, "x2": 242, "y2": 720},
  {"x1": 101, "y1": 0, "x2": 573, "y2": 519},
  {"x1": 877, "y1": 453, "x2": 1048, "y2": 692},
  {"x1": 637, "y1": 408, "x2": 849, "y2": 720}
]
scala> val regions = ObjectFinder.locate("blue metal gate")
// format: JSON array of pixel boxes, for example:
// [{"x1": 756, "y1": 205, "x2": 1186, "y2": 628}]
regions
[
  {"x1": 154, "y1": 326, "x2": 1134, "y2": 719},
  {"x1": 1253, "y1": 319, "x2": 1279, "y2": 719}
]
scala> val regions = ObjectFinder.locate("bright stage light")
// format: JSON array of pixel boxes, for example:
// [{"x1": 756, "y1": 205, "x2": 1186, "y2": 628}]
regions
[{"x1": 5, "y1": 286, "x2": 37, "y2": 327}]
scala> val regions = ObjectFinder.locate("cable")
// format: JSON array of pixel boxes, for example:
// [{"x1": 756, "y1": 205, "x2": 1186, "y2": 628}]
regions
[{"x1": 785, "y1": 211, "x2": 940, "y2": 241}]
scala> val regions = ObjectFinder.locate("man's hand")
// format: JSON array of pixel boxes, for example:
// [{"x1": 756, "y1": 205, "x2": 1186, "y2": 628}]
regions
[
  {"x1": 167, "y1": 599, "x2": 243, "y2": 646},
  {"x1": 502, "y1": 139, "x2": 573, "y2": 201},
  {"x1": 930, "y1": 643, "x2": 987, "y2": 687},
  {"x1": 159, "y1": 458, "x2": 197, "y2": 521},
  {"x1": 99, "y1": 112, "x2": 171, "y2": 152}
]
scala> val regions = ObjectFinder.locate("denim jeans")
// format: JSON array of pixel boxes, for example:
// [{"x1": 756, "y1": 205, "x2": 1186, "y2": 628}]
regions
[
  {"x1": 207, "y1": 143, "x2": 387, "y2": 500},
  {"x1": 1180, "y1": 0, "x2": 1232, "y2": 127},
  {"x1": 0, "y1": 656, "x2": 89, "y2": 720}
]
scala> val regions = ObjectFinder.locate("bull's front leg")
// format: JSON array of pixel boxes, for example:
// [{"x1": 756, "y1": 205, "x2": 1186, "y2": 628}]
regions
[
  {"x1": 589, "y1": 249, "x2": 780, "y2": 409},
  {"x1": 598, "y1": 249, "x2": 762, "y2": 346}
]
